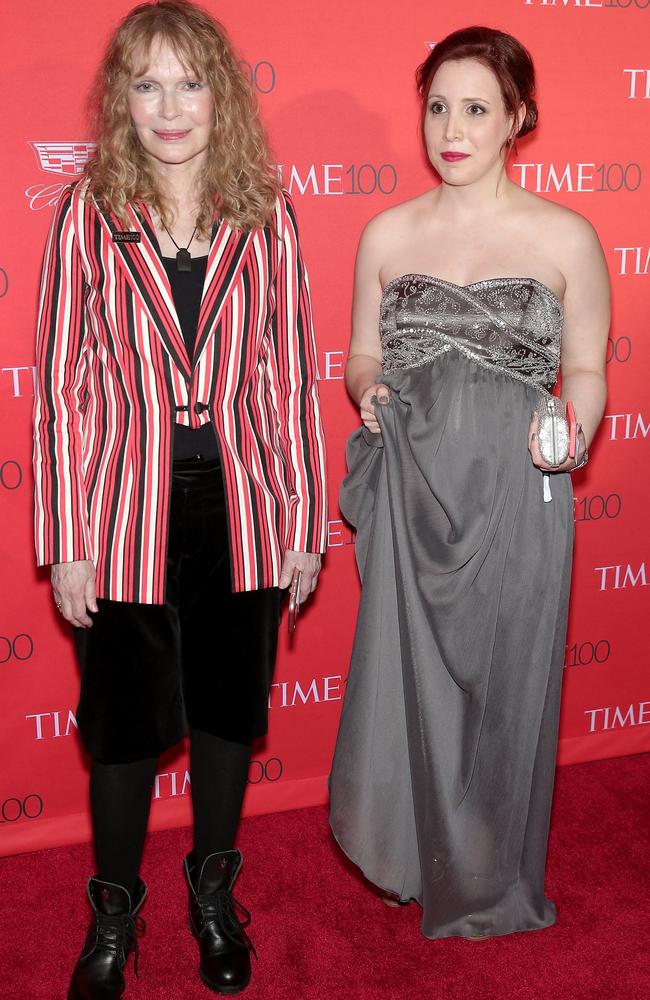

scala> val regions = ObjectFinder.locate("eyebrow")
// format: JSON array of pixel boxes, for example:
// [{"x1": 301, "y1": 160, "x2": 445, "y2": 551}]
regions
[
  {"x1": 131, "y1": 71, "x2": 198, "y2": 80},
  {"x1": 428, "y1": 94, "x2": 492, "y2": 103}
]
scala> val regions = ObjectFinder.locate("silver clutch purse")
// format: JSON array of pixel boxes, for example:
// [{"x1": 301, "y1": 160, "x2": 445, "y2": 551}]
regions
[{"x1": 537, "y1": 395, "x2": 570, "y2": 467}]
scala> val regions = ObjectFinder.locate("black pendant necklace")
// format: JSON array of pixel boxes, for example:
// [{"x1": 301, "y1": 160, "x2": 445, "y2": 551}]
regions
[{"x1": 162, "y1": 223, "x2": 198, "y2": 272}]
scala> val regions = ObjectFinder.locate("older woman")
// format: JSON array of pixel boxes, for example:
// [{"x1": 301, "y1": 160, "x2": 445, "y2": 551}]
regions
[{"x1": 33, "y1": 3, "x2": 326, "y2": 997}]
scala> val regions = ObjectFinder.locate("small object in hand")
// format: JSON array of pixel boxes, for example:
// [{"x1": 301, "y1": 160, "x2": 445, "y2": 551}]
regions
[
  {"x1": 566, "y1": 401, "x2": 578, "y2": 460},
  {"x1": 288, "y1": 570, "x2": 302, "y2": 635},
  {"x1": 573, "y1": 448, "x2": 589, "y2": 471},
  {"x1": 537, "y1": 395, "x2": 570, "y2": 467}
]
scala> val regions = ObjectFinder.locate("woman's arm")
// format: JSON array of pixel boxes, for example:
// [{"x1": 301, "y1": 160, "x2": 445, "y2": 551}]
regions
[
  {"x1": 345, "y1": 216, "x2": 390, "y2": 432},
  {"x1": 529, "y1": 214, "x2": 610, "y2": 471},
  {"x1": 558, "y1": 218, "x2": 610, "y2": 446},
  {"x1": 33, "y1": 185, "x2": 97, "y2": 627},
  {"x1": 268, "y1": 192, "x2": 327, "y2": 601}
]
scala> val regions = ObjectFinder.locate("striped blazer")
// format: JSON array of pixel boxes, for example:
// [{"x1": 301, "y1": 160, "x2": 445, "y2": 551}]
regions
[{"x1": 33, "y1": 181, "x2": 327, "y2": 603}]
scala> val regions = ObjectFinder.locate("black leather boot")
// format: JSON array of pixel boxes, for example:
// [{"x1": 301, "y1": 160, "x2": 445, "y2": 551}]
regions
[
  {"x1": 184, "y1": 850, "x2": 255, "y2": 995},
  {"x1": 67, "y1": 877, "x2": 146, "y2": 1000}
]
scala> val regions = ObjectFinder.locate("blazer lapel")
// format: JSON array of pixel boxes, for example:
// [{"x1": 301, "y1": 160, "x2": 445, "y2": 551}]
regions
[
  {"x1": 193, "y1": 219, "x2": 255, "y2": 368},
  {"x1": 95, "y1": 201, "x2": 191, "y2": 380}
]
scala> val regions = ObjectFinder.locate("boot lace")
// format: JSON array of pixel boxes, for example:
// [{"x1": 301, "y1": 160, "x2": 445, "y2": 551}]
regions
[
  {"x1": 196, "y1": 890, "x2": 257, "y2": 959},
  {"x1": 96, "y1": 912, "x2": 146, "y2": 977}
]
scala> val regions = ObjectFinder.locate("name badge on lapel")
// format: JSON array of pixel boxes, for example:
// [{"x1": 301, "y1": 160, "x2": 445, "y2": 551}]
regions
[{"x1": 112, "y1": 231, "x2": 141, "y2": 243}]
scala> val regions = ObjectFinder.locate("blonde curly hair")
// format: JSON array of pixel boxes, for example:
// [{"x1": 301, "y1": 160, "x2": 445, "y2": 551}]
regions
[{"x1": 86, "y1": 0, "x2": 279, "y2": 234}]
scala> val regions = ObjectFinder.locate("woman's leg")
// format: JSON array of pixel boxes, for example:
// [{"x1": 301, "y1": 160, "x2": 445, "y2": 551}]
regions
[
  {"x1": 184, "y1": 729, "x2": 253, "y2": 996},
  {"x1": 68, "y1": 758, "x2": 157, "y2": 1000},
  {"x1": 190, "y1": 728, "x2": 251, "y2": 868},
  {"x1": 177, "y1": 459, "x2": 281, "y2": 995},
  {"x1": 68, "y1": 473, "x2": 187, "y2": 999},
  {"x1": 90, "y1": 756, "x2": 158, "y2": 896},
  {"x1": 70, "y1": 590, "x2": 181, "y2": 1000}
]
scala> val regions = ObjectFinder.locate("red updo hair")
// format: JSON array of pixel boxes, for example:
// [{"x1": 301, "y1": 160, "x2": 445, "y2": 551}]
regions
[{"x1": 416, "y1": 26, "x2": 538, "y2": 143}]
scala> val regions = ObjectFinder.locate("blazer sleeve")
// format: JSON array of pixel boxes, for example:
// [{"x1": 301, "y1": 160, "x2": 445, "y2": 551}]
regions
[
  {"x1": 33, "y1": 185, "x2": 93, "y2": 566},
  {"x1": 267, "y1": 191, "x2": 328, "y2": 554}
]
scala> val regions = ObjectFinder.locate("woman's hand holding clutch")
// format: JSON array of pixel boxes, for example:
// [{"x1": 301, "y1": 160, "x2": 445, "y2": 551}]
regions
[{"x1": 528, "y1": 408, "x2": 588, "y2": 473}]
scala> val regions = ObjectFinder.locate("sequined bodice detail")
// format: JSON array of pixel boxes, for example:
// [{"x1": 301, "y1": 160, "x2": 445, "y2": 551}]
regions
[{"x1": 380, "y1": 274, "x2": 563, "y2": 392}]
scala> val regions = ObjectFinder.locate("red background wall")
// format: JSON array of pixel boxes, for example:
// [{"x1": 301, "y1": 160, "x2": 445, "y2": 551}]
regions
[{"x1": 1, "y1": 0, "x2": 648, "y2": 855}]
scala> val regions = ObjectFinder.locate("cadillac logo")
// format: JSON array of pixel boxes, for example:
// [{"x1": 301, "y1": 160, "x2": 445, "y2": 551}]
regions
[
  {"x1": 30, "y1": 141, "x2": 96, "y2": 176},
  {"x1": 26, "y1": 140, "x2": 97, "y2": 210}
]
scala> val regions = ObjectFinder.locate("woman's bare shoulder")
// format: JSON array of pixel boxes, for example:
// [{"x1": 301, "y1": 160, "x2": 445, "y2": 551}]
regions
[
  {"x1": 517, "y1": 186, "x2": 601, "y2": 251},
  {"x1": 514, "y1": 189, "x2": 609, "y2": 307},
  {"x1": 358, "y1": 190, "x2": 435, "y2": 253}
]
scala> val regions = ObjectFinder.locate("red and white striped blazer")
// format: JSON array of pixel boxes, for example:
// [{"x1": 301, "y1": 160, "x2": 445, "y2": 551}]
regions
[{"x1": 33, "y1": 181, "x2": 327, "y2": 603}]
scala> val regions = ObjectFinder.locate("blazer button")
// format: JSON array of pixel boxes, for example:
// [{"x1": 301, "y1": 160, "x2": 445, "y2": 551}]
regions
[{"x1": 194, "y1": 402, "x2": 208, "y2": 414}]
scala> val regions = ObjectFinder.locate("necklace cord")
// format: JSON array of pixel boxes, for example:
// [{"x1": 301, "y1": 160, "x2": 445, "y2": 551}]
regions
[{"x1": 161, "y1": 223, "x2": 198, "y2": 255}]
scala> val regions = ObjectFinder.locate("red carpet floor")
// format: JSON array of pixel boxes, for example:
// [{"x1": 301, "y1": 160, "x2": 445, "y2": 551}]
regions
[{"x1": 2, "y1": 753, "x2": 649, "y2": 1000}]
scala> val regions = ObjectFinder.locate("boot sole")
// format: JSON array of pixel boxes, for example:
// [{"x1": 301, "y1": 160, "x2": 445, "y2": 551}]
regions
[{"x1": 199, "y1": 967, "x2": 251, "y2": 995}]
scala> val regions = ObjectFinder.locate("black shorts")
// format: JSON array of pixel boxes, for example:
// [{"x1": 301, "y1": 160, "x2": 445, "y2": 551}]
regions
[{"x1": 73, "y1": 457, "x2": 282, "y2": 764}]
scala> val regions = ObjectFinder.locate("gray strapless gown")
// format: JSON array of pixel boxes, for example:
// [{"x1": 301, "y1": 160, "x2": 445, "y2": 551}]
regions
[{"x1": 329, "y1": 275, "x2": 574, "y2": 940}]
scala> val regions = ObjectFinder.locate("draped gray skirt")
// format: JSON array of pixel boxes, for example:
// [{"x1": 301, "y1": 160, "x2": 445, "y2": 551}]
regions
[{"x1": 329, "y1": 351, "x2": 574, "y2": 940}]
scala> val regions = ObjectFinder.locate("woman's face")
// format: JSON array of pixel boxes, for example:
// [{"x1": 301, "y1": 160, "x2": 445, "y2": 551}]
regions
[
  {"x1": 128, "y1": 38, "x2": 214, "y2": 172},
  {"x1": 423, "y1": 58, "x2": 516, "y2": 186}
]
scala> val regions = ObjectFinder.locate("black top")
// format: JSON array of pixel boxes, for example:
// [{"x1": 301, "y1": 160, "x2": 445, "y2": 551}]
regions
[{"x1": 162, "y1": 255, "x2": 219, "y2": 461}]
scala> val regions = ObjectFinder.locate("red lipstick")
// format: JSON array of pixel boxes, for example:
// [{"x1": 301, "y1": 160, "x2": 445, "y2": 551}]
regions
[{"x1": 441, "y1": 152, "x2": 470, "y2": 162}]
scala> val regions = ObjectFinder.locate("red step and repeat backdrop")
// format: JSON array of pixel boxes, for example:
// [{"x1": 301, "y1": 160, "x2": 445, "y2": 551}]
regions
[{"x1": 1, "y1": 0, "x2": 648, "y2": 855}]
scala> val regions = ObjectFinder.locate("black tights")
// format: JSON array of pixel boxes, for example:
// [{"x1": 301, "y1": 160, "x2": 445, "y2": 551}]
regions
[{"x1": 90, "y1": 730, "x2": 251, "y2": 896}]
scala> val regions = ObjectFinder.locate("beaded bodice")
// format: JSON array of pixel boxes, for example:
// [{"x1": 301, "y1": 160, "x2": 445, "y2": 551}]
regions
[{"x1": 380, "y1": 274, "x2": 563, "y2": 392}]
